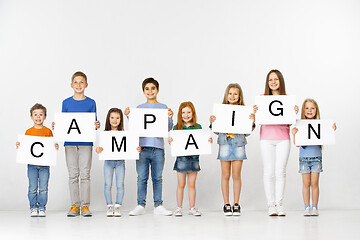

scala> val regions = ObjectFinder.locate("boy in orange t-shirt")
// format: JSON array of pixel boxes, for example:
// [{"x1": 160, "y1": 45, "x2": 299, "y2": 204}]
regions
[{"x1": 16, "y1": 103, "x2": 58, "y2": 217}]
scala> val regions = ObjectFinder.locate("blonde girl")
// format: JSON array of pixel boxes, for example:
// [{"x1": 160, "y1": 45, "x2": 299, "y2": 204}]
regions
[
  {"x1": 210, "y1": 84, "x2": 255, "y2": 216},
  {"x1": 292, "y1": 99, "x2": 336, "y2": 216}
]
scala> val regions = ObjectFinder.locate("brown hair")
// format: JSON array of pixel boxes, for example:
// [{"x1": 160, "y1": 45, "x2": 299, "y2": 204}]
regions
[
  {"x1": 222, "y1": 83, "x2": 245, "y2": 105},
  {"x1": 104, "y1": 108, "x2": 124, "y2": 131},
  {"x1": 301, "y1": 99, "x2": 320, "y2": 120},
  {"x1": 30, "y1": 103, "x2": 47, "y2": 116},
  {"x1": 264, "y1": 69, "x2": 286, "y2": 95},
  {"x1": 142, "y1": 77, "x2": 159, "y2": 91},
  {"x1": 174, "y1": 102, "x2": 199, "y2": 130},
  {"x1": 71, "y1": 71, "x2": 87, "y2": 83}
]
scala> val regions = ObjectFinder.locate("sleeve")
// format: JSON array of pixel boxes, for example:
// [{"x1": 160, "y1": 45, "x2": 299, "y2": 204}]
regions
[
  {"x1": 61, "y1": 99, "x2": 66, "y2": 112},
  {"x1": 168, "y1": 117, "x2": 173, "y2": 131},
  {"x1": 92, "y1": 100, "x2": 97, "y2": 121},
  {"x1": 25, "y1": 129, "x2": 31, "y2": 136},
  {"x1": 48, "y1": 129, "x2": 53, "y2": 137}
]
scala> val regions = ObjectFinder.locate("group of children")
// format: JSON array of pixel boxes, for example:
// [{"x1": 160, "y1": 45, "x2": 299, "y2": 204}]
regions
[{"x1": 17, "y1": 70, "x2": 336, "y2": 218}]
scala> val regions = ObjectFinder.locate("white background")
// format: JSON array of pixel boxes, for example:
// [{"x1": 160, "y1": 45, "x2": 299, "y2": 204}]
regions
[{"x1": 0, "y1": 0, "x2": 359, "y2": 211}]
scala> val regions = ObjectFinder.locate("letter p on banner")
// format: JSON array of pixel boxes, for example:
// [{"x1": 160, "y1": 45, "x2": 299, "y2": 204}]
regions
[
  {"x1": 128, "y1": 108, "x2": 168, "y2": 137},
  {"x1": 16, "y1": 135, "x2": 57, "y2": 166},
  {"x1": 294, "y1": 120, "x2": 336, "y2": 146}
]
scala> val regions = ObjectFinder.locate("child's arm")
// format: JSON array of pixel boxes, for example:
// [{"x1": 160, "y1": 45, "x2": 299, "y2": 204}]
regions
[
  {"x1": 94, "y1": 121, "x2": 100, "y2": 129},
  {"x1": 16, "y1": 141, "x2": 20, "y2": 149},
  {"x1": 168, "y1": 108, "x2": 174, "y2": 131},
  {"x1": 253, "y1": 105, "x2": 258, "y2": 114},
  {"x1": 294, "y1": 105, "x2": 299, "y2": 115},
  {"x1": 168, "y1": 136, "x2": 173, "y2": 145},
  {"x1": 124, "y1": 107, "x2": 130, "y2": 118},
  {"x1": 291, "y1": 127, "x2": 298, "y2": 145},
  {"x1": 333, "y1": 123, "x2": 337, "y2": 131},
  {"x1": 55, "y1": 143, "x2": 59, "y2": 150}
]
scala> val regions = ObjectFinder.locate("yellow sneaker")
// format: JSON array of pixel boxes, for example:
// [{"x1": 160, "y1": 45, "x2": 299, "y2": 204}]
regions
[
  {"x1": 67, "y1": 204, "x2": 80, "y2": 217},
  {"x1": 81, "y1": 205, "x2": 92, "y2": 217}
]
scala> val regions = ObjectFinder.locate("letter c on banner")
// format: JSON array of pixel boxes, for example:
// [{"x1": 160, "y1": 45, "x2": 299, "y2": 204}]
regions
[{"x1": 31, "y1": 142, "x2": 44, "y2": 158}]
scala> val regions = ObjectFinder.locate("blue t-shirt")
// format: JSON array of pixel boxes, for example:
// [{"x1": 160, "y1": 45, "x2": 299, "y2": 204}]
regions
[
  {"x1": 62, "y1": 96, "x2": 97, "y2": 146},
  {"x1": 137, "y1": 102, "x2": 173, "y2": 149},
  {"x1": 299, "y1": 145, "x2": 322, "y2": 158}
]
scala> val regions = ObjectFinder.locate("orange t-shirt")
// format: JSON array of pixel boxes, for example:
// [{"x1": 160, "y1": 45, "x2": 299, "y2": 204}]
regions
[{"x1": 25, "y1": 126, "x2": 53, "y2": 137}]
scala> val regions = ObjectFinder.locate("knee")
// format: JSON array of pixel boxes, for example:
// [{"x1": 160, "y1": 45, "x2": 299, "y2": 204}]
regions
[
  {"x1": 222, "y1": 173, "x2": 231, "y2": 181},
  {"x1": 152, "y1": 175, "x2": 162, "y2": 184}
]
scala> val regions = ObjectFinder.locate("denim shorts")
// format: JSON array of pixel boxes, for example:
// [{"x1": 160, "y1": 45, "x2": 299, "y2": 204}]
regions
[
  {"x1": 299, "y1": 157, "x2": 323, "y2": 174},
  {"x1": 217, "y1": 137, "x2": 247, "y2": 161},
  {"x1": 173, "y1": 156, "x2": 200, "y2": 173}
]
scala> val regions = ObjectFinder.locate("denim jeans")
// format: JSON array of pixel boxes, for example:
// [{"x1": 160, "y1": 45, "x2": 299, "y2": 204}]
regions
[
  {"x1": 27, "y1": 164, "x2": 50, "y2": 210},
  {"x1": 136, "y1": 147, "x2": 165, "y2": 207},
  {"x1": 104, "y1": 160, "x2": 125, "y2": 205}
]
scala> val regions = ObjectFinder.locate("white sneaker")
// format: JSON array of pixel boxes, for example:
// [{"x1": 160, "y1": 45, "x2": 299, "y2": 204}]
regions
[
  {"x1": 188, "y1": 207, "x2": 201, "y2": 216},
  {"x1": 154, "y1": 205, "x2": 172, "y2": 216},
  {"x1": 38, "y1": 208, "x2": 46, "y2": 217},
  {"x1": 304, "y1": 206, "x2": 311, "y2": 216},
  {"x1": 30, "y1": 208, "x2": 38, "y2": 217},
  {"x1": 106, "y1": 205, "x2": 114, "y2": 217},
  {"x1": 268, "y1": 205, "x2": 277, "y2": 216},
  {"x1": 276, "y1": 204, "x2": 286, "y2": 216},
  {"x1": 173, "y1": 207, "x2": 183, "y2": 217},
  {"x1": 311, "y1": 207, "x2": 319, "y2": 216},
  {"x1": 114, "y1": 204, "x2": 121, "y2": 217},
  {"x1": 129, "y1": 205, "x2": 145, "y2": 216}
]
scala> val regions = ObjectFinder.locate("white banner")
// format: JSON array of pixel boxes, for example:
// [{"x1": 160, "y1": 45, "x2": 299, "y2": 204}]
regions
[
  {"x1": 212, "y1": 104, "x2": 253, "y2": 134},
  {"x1": 97, "y1": 131, "x2": 140, "y2": 160},
  {"x1": 170, "y1": 129, "x2": 212, "y2": 157},
  {"x1": 54, "y1": 112, "x2": 96, "y2": 142},
  {"x1": 128, "y1": 108, "x2": 169, "y2": 138},
  {"x1": 294, "y1": 120, "x2": 335, "y2": 146},
  {"x1": 255, "y1": 95, "x2": 296, "y2": 124},
  {"x1": 16, "y1": 135, "x2": 57, "y2": 166}
]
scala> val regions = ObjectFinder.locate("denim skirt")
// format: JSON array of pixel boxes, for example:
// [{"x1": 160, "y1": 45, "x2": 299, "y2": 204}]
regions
[
  {"x1": 217, "y1": 137, "x2": 247, "y2": 161},
  {"x1": 173, "y1": 156, "x2": 200, "y2": 173}
]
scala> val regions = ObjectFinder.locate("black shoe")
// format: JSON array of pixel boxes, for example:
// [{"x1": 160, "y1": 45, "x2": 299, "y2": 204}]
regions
[
  {"x1": 232, "y1": 203, "x2": 241, "y2": 216},
  {"x1": 223, "y1": 204, "x2": 232, "y2": 216}
]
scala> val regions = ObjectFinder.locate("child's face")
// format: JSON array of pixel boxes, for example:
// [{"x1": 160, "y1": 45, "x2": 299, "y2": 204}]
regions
[
  {"x1": 304, "y1": 101, "x2": 317, "y2": 119},
  {"x1": 109, "y1": 112, "x2": 121, "y2": 129},
  {"x1": 228, "y1": 87, "x2": 240, "y2": 104},
  {"x1": 268, "y1": 72, "x2": 280, "y2": 92},
  {"x1": 71, "y1": 76, "x2": 88, "y2": 94},
  {"x1": 31, "y1": 109, "x2": 46, "y2": 126},
  {"x1": 143, "y1": 83, "x2": 159, "y2": 101},
  {"x1": 181, "y1": 106, "x2": 193, "y2": 125}
]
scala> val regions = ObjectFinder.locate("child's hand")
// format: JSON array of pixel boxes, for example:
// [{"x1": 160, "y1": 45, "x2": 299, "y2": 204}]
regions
[
  {"x1": 294, "y1": 105, "x2": 299, "y2": 114},
  {"x1": 291, "y1": 127, "x2": 298, "y2": 135},
  {"x1": 168, "y1": 108, "x2": 174, "y2": 118},
  {"x1": 209, "y1": 115, "x2": 216, "y2": 124},
  {"x1": 52, "y1": 122, "x2": 55, "y2": 130},
  {"x1": 124, "y1": 107, "x2": 130, "y2": 117},
  {"x1": 249, "y1": 113, "x2": 255, "y2": 124},
  {"x1": 96, "y1": 147, "x2": 103, "y2": 154},
  {"x1": 55, "y1": 143, "x2": 59, "y2": 150},
  {"x1": 208, "y1": 137, "x2": 213, "y2": 143},
  {"x1": 16, "y1": 141, "x2": 20, "y2": 149},
  {"x1": 137, "y1": 146, "x2": 141, "y2": 153},
  {"x1": 253, "y1": 105, "x2": 258, "y2": 113},
  {"x1": 95, "y1": 121, "x2": 100, "y2": 129},
  {"x1": 168, "y1": 137, "x2": 173, "y2": 145},
  {"x1": 332, "y1": 123, "x2": 337, "y2": 131}
]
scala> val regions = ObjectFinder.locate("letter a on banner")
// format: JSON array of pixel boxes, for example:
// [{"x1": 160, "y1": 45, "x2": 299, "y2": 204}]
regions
[{"x1": 185, "y1": 134, "x2": 199, "y2": 150}]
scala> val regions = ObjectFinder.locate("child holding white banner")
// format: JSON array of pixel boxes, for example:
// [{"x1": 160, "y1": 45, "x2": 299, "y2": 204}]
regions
[
  {"x1": 168, "y1": 102, "x2": 212, "y2": 217},
  {"x1": 292, "y1": 99, "x2": 336, "y2": 216},
  {"x1": 209, "y1": 83, "x2": 255, "y2": 216},
  {"x1": 16, "y1": 103, "x2": 58, "y2": 217},
  {"x1": 96, "y1": 108, "x2": 141, "y2": 217}
]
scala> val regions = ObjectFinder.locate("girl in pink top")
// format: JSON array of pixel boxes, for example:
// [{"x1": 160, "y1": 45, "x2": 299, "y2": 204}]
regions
[{"x1": 254, "y1": 70, "x2": 298, "y2": 216}]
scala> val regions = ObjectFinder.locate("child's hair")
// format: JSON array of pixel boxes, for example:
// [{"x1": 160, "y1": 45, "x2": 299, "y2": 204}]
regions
[
  {"x1": 142, "y1": 77, "x2": 159, "y2": 91},
  {"x1": 175, "y1": 101, "x2": 199, "y2": 130},
  {"x1": 30, "y1": 103, "x2": 47, "y2": 116},
  {"x1": 301, "y1": 98, "x2": 320, "y2": 119},
  {"x1": 264, "y1": 69, "x2": 286, "y2": 95},
  {"x1": 222, "y1": 83, "x2": 245, "y2": 105},
  {"x1": 71, "y1": 71, "x2": 87, "y2": 83},
  {"x1": 104, "y1": 108, "x2": 124, "y2": 131}
]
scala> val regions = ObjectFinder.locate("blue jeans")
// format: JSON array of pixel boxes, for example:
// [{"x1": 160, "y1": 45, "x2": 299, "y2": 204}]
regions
[
  {"x1": 104, "y1": 160, "x2": 125, "y2": 205},
  {"x1": 27, "y1": 164, "x2": 50, "y2": 210},
  {"x1": 136, "y1": 147, "x2": 164, "y2": 207}
]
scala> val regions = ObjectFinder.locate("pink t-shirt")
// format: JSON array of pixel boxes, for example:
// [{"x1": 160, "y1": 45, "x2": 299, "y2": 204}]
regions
[{"x1": 260, "y1": 124, "x2": 290, "y2": 140}]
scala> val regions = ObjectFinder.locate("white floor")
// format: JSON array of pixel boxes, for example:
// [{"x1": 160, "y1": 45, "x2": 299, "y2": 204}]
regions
[{"x1": 1, "y1": 210, "x2": 359, "y2": 240}]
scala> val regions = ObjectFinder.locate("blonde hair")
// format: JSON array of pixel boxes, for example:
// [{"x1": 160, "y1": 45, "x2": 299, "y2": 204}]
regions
[
  {"x1": 222, "y1": 83, "x2": 245, "y2": 105},
  {"x1": 301, "y1": 98, "x2": 320, "y2": 119},
  {"x1": 174, "y1": 102, "x2": 199, "y2": 130}
]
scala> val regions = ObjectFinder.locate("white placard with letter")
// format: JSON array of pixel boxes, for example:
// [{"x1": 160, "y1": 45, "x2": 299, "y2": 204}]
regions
[
  {"x1": 170, "y1": 129, "x2": 212, "y2": 157},
  {"x1": 212, "y1": 104, "x2": 253, "y2": 134},
  {"x1": 128, "y1": 108, "x2": 169, "y2": 138},
  {"x1": 16, "y1": 135, "x2": 57, "y2": 166},
  {"x1": 54, "y1": 112, "x2": 96, "y2": 142},
  {"x1": 97, "y1": 131, "x2": 140, "y2": 160},
  {"x1": 294, "y1": 120, "x2": 335, "y2": 145},
  {"x1": 255, "y1": 95, "x2": 296, "y2": 124}
]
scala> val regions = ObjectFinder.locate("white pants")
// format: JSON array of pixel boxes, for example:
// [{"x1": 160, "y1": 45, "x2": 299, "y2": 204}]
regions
[{"x1": 260, "y1": 140, "x2": 290, "y2": 206}]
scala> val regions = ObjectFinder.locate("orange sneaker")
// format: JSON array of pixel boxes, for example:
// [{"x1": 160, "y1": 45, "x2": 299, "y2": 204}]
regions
[
  {"x1": 81, "y1": 205, "x2": 92, "y2": 217},
  {"x1": 67, "y1": 204, "x2": 80, "y2": 217}
]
